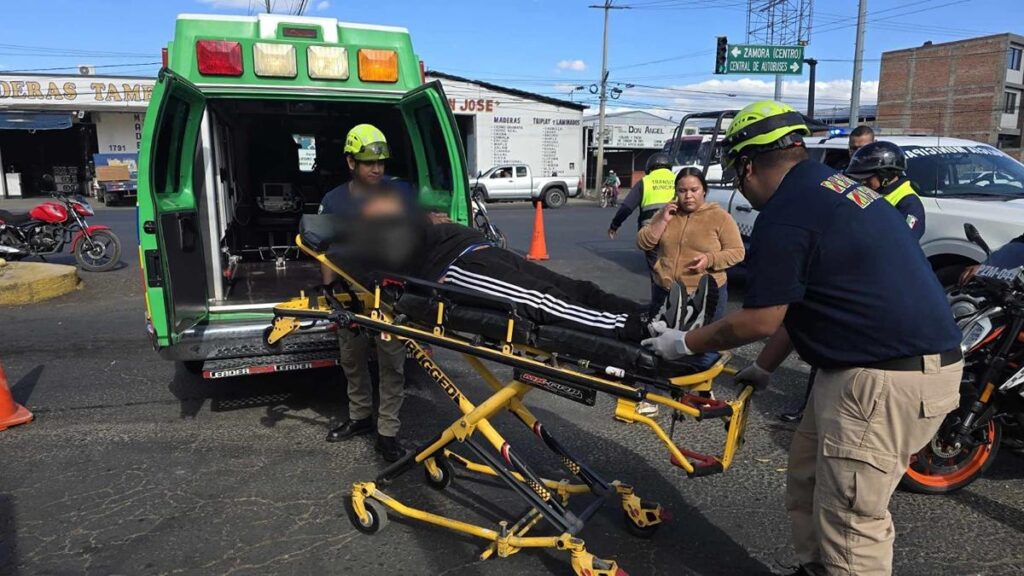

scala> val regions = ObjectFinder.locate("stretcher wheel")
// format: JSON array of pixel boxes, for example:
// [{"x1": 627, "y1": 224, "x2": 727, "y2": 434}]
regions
[
  {"x1": 346, "y1": 497, "x2": 389, "y2": 534},
  {"x1": 424, "y1": 455, "x2": 455, "y2": 490},
  {"x1": 622, "y1": 510, "x2": 660, "y2": 539}
]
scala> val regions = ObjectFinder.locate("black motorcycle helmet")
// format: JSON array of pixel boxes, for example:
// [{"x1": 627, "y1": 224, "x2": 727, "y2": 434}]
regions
[
  {"x1": 645, "y1": 152, "x2": 673, "y2": 174},
  {"x1": 846, "y1": 141, "x2": 907, "y2": 182}
]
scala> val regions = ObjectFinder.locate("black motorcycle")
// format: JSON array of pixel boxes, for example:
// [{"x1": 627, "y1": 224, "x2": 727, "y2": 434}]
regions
[
  {"x1": 902, "y1": 224, "x2": 1024, "y2": 494},
  {"x1": 471, "y1": 189, "x2": 508, "y2": 250}
]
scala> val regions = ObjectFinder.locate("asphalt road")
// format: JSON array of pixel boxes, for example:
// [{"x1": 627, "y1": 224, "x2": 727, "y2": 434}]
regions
[{"x1": 1, "y1": 199, "x2": 1023, "y2": 576}]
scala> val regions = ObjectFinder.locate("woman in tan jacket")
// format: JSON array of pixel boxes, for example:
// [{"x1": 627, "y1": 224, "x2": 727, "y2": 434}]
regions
[{"x1": 637, "y1": 167, "x2": 744, "y2": 323}]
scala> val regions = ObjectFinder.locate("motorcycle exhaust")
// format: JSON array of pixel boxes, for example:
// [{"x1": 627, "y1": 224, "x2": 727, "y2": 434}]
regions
[{"x1": 0, "y1": 244, "x2": 26, "y2": 256}]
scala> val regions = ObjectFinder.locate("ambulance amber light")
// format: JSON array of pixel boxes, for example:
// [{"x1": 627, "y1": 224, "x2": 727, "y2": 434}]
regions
[
  {"x1": 196, "y1": 40, "x2": 243, "y2": 76},
  {"x1": 358, "y1": 49, "x2": 398, "y2": 83},
  {"x1": 307, "y1": 45, "x2": 349, "y2": 80},
  {"x1": 254, "y1": 43, "x2": 297, "y2": 78}
]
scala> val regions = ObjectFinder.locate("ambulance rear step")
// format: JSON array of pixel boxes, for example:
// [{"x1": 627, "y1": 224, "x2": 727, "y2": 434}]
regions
[{"x1": 201, "y1": 350, "x2": 340, "y2": 379}]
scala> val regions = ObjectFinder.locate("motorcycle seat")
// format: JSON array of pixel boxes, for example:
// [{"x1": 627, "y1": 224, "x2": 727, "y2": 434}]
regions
[{"x1": 0, "y1": 209, "x2": 32, "y2": 225}]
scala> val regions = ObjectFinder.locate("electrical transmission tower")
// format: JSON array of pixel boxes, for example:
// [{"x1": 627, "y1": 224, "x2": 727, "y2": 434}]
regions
[{"x1": 745, "y1": 1, "x2": 813, "y2": 100}]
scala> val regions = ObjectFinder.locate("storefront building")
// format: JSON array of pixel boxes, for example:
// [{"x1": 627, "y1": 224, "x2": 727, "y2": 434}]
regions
[
  {"x1": 583, "y1": 110, "x2": 677, "y2": 189},
  {"x1": 427, "y1": 71, "x2": 586, "y2": 180},
  {"x1": 0, "y1": 73, "x2": 154, "y2": 199}
]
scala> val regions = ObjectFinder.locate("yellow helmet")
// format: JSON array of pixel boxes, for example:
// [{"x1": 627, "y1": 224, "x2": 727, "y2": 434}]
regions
[
  {"x1": 722, "y1": 100, "x2": 810, "y2": 168},
  {"x1": 344, "y1": 123, "x2": 390, "y2": 161}
]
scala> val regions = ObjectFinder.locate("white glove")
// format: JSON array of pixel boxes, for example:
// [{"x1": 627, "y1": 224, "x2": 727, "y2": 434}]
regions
[
  {"x1": 735, "y1": 363, "x2": 772, "y2": 391},
  {"x1": 641, "y1": 321, "x2": 693, "y2": 360}
]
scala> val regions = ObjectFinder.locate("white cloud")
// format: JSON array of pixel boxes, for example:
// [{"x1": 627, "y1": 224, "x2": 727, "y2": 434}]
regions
[
  {"x1": 315, "y1": 0, "x2": 330, "y2": 10},
  {"x1": 557, "y1": 59, "x2": 587, "y2": 72}
]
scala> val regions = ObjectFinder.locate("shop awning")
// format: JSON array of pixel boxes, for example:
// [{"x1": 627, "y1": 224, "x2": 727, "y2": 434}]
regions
[{"x1": 0, "y1": 111, "x2": 72, "y2": 131}]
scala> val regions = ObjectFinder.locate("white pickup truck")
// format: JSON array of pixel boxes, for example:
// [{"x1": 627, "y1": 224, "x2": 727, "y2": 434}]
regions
[
  {"x1": 702, "y1": 134, "x2": 1024, "y2": 286},
  {"x1": 471, "y1": 163, "x2": 580, "y2": 209}
]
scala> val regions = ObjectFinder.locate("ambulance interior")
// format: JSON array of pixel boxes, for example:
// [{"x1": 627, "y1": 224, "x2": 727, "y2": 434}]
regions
[{"x1": 200, "y1": 98, "x2": 416, "y2": 306}]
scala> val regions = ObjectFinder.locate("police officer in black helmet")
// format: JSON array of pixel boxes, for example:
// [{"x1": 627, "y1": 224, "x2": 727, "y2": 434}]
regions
[{"x1": 847, "y1": 141, "x2": 926, "y2": 240}]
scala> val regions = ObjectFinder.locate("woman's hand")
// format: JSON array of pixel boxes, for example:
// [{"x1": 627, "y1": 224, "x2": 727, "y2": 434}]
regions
[
  {"x1": 687, "y1": 253, "x2": 709, "y2": 274},
  {"x1": 658, "y1": 203, "x2": 678, "y2": 224}
]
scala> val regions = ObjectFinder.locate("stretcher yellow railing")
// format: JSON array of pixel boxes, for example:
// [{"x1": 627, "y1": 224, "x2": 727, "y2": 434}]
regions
[{"x1": 268, "y1": 234, "x2": 753, "y2": 576}]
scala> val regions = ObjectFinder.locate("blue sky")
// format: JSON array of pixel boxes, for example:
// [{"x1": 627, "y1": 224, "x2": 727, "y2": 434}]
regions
[{"x1": 0, "y1": 0, "x2": 1018, "y2": 117}]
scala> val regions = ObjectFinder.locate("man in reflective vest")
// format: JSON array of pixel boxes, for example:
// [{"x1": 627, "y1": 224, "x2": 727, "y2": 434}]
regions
[
  {"x1": 607, "y1": 152, "x2": 678, "y2": 310},
  {"x1": 846, "y1": 141, "x2": 926, "y2": 240}
]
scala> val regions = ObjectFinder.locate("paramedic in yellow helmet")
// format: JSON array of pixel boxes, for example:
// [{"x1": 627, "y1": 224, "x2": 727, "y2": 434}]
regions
[
  {"x1": 641, "y1": 101, "x2": 963, "y2": 575},
  {"x1": 319, "y1": 123, "x2": 411, "y2": 463}
]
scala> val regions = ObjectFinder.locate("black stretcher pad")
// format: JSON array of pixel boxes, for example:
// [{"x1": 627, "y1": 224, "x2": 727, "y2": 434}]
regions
[{"x1": 299, "y1": 215, "x2": 719, "y2": 377}]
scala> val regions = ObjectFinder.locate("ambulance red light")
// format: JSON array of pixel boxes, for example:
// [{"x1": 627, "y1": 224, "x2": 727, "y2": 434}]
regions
[{"x1": 196, "y1": 40, "x2": 243, "y2": 76}]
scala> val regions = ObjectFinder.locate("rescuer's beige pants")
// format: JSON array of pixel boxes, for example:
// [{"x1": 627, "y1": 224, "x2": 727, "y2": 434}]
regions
[
  {"x1": 786, "y1": 356, "x2": 962, "y2": 575},
  {"x1": 338, "y1": 329, "x2": 406, "y2": 438}
]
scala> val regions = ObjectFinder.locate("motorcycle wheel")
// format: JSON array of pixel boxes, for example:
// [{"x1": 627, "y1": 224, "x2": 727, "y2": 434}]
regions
[
  {"x1": 901, "y1": 418, "x2": 1001, "y2": 494},
  {"x1": 74, "y1": 229, "x2": 121, "y2": 272}
]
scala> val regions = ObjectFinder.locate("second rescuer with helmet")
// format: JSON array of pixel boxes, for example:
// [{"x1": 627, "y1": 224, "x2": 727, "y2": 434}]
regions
[
  {"x1": 320, "y1": 123, "x2": 412, "y2": 463},
  {"x1": 846, "y1": 141, "x2": 926, "y2": 240},
  {"x1": 641, "y1": 100, "x2": 963, "y2": 575}
]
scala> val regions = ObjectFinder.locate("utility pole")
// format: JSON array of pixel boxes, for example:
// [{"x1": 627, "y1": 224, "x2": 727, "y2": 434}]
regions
[
  {"x1": 804, "y1": 58, "x2": 817, "y2": 120},
  {"x1": 589, "y1": 1, "x2": 628, "y2": 196},
  {"x1": 849, "y1": 0, "x2": 867, "y2": 127}
]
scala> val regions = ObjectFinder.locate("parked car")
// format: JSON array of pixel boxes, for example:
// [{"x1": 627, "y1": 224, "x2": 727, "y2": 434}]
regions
[
  {"x1": 472, "y1": 163, "x2": 580, "y2": 208},
  {"x1": 705, "y1": 135, "x2": 1024, "y2": 286}
]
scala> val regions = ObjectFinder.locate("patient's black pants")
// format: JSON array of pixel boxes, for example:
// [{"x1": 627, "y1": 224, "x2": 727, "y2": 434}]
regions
[{"x1": 443, "y1": 247, "x2": 648, "y2": 342}]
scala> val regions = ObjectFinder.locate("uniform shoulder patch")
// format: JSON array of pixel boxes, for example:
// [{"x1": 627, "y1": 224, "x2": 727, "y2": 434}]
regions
[
  {"x1": 820, "y1": 173, "x2": 857, "y2": 194},
  {"x1": 906, "y1": 214, "x2": 918, "y2": 229},
  {"x1": 845, "y1": 186, "x2": 881, "y2": 209}
]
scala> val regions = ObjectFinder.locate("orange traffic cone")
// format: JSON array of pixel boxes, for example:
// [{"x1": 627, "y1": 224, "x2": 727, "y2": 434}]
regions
[
  {"x1": 525, "y1": 201, "x2": 550, "y2": 261},
  {"x1": 0, "y1": 361, "x2": 32, "y2": 431}
]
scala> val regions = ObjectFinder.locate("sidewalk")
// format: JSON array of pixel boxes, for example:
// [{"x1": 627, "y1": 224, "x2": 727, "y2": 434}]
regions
[{"x1": 0, "y1": 197, "x2": 50, "y2": 211}]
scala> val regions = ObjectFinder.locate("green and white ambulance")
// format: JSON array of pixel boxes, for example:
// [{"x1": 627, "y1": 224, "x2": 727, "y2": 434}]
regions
[{"x1": 138, "y1": 13, "x2": 470, "y2": 377}]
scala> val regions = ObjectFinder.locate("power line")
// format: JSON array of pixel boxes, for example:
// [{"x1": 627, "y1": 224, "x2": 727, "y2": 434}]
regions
[{"x1": 1, "y1": 62, "x2": 161, "y2": 74}]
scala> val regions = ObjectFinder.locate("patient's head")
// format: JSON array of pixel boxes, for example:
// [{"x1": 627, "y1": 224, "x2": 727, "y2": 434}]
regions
[{"x1": 361, "y1": 189, "x2": 406, "y2": 219}]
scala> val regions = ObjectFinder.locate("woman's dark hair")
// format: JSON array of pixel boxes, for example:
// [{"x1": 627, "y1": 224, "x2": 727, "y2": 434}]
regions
[{"x1": 674, "y1": 167, "x2": 708, "y2": 194}]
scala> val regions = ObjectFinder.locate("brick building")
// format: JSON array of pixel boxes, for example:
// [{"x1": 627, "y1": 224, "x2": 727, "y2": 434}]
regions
[{"x1": 876, "y1": 33, "x2": 1024, "y2": 158}]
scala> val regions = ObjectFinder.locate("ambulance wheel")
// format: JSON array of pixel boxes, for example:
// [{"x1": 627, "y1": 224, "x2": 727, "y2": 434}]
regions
[
  {"x1": 346, "y1": 497, "x2": 389, "y2": 534},
  {"x1": 623, "y1": 510, "x2": 660, "y2": 539},
  {"x1": 424, "y1": 455, "x2": 455, "y2": 490}
]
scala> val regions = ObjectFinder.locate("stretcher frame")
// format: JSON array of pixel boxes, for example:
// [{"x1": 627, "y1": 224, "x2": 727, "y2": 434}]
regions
[{"x1": 269, "y1": 235, "x2": 753, "y2": 576}]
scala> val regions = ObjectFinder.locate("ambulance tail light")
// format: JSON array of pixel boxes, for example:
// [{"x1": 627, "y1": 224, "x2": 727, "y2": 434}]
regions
[
  {"x1": 419, "y1": 60, "x2": 425, "y2": 84},
  {"x1": 254, "y1": 43, "x2": 297, "y2": 78},
  {"x1": 307, "y1": 45, "x2": 349, "y2": 80},
  {"x1": 161, "y1": 47, "x2": 168, "y2": 68},
  {"x1": 358, "y1": 49, "x2": 398, "y2": 83},
  {"x1": 196, "y1": 40, "x2": 243, "y2": 76}
]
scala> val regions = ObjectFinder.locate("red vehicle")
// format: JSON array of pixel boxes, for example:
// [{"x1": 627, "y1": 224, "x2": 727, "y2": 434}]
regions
[{"x1": 0, "y1": 193, "x2": 121, "y2": 272}]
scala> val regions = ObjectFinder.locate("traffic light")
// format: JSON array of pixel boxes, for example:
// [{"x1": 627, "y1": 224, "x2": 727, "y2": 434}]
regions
[{"x1": 715, "y1": 36, "x2": 728, "y2": 75}]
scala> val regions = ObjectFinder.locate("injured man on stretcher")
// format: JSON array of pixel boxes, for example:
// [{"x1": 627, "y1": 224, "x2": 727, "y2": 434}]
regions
[{"x1": 319, "y1": 188, "x2": 717, "y2": 355}]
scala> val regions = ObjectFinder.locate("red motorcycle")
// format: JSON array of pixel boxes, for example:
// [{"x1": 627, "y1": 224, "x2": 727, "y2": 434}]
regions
[{"x1": 0, "y1": 193, "x2": 121, "y2": 272}]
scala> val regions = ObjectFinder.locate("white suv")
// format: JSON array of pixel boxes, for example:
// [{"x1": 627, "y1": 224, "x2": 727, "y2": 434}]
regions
[{"x1": 709, "y1": 135, "x2": 1024, "y2": 285}]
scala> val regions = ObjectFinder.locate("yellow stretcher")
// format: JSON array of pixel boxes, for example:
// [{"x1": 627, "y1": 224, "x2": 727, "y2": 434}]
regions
[{"x1": 268, "y1": 224, "x2": 753, "y2": 576}]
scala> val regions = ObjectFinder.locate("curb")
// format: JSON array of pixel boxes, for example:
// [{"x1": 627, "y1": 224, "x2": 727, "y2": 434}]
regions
[{"x1": 0, "y1": 261, "x2": 81, "y2": 306}]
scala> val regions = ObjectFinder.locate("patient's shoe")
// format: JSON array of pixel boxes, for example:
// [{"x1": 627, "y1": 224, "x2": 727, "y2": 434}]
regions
[
  {"x1": 659, "y1": 281, "x2": 687, "y2": 329},
  {"x1": 681, "y1": 276, "x2": 719, "y2": 331}
]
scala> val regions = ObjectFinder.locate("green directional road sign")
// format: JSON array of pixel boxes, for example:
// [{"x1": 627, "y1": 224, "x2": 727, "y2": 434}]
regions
[{"x1": 725, "y1": 44, "x2": 804, "y2": 75}]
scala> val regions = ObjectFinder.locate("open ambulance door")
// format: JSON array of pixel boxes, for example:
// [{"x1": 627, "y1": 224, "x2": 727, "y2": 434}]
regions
[
  {"x1": 146, "y1": 70, "x2": 209, "y2": 338},
  {"x1": 398, "y1": 81, "x2": 472, "y2": 225}
]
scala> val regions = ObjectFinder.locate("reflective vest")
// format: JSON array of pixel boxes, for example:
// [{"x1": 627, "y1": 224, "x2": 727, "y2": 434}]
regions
[
  {"x1": 884, "y1": 179, "x2": 918, "y2": 207},
  {"x1": 640, "y1": 168, "x2": 677, "y2": 211}
]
